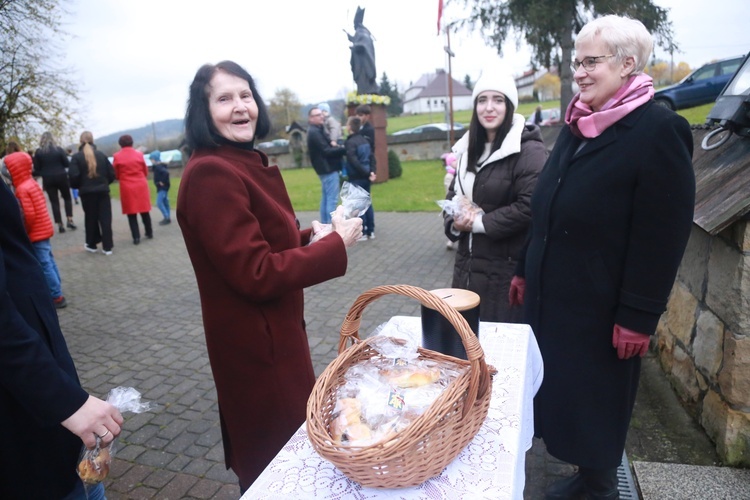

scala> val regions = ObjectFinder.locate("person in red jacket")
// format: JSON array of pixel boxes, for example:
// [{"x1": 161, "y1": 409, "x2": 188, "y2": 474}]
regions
[
  {"x1": 4, "y1": 141, "x2": 67, "y2": 308},
  {"x1": 112, "y1": 135, "x2": 153, "y2": 245}
]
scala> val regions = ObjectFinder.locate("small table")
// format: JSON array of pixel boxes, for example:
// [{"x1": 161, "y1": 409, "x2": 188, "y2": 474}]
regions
[{"x1": 242, "y1": 316, "x2": 543, "y2": 500}]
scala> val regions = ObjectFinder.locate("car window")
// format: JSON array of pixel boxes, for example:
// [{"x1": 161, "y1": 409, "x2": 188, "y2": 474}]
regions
[
  {"x1": 720, "y1": 60, "x2": 742, "y2": 76},
  {"x1": 693, "y1": 64, "x2": 717, "y2": 81}
]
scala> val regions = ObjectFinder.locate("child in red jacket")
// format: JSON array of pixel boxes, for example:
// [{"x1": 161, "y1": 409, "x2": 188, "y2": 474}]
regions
[{"x1": 4, "y1": 141, "x2": 67, "y2": 308}]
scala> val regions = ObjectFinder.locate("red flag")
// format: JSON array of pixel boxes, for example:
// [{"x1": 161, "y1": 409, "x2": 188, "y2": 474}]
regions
[{"x1": 437, "y1": 0, "x2": 444, "y2": 35}]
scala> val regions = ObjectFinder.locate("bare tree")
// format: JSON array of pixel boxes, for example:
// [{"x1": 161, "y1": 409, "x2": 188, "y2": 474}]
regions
[
  {"x1": 0, "y1": 0, "x2": 80, "y2": 152},
  {"x1": 268, "y1": 88, "x2": 302, "y2": 137}
]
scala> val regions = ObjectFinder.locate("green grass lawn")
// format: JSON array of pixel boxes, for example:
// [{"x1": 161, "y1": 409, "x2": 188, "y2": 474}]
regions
[
  {"x1": 676, "y1": 103, "x2": 713, "y2": 125},
  {"x1": 109, "y1": 181, "x2": 180, "y2": 210},
  {"x1": 387, "y1": 99, "x2": 710, "y2": 133},
  {"x1": 281, "y1": 161, "x2": 446, "y2": 212},
  {"x1": 109, "y1": 160, "x2": 446, "y2": 214}
]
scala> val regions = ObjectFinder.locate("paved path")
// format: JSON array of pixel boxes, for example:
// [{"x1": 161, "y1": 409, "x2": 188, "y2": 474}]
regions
[{"x1": 50, "y1": 200, "x2": 717, "y2": 499}]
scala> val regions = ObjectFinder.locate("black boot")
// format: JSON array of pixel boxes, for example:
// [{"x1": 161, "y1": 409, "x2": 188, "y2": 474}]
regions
[
  {"x1": 545, "y1": 472, "x2": 585, "y2": 499},
  {"x1": 580, "y1": 466, "x2": 619, "y2": 500}
]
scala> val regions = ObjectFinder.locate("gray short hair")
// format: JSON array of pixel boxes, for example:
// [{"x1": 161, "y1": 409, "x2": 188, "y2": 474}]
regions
[{"x1": 575, "y1": 15, "x2": 653, "y2": 75}]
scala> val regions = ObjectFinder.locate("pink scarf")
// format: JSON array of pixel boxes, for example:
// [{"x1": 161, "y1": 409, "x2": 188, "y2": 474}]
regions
[{"x1": 565, "y1": 74, "x2": 654, "y2": 139}]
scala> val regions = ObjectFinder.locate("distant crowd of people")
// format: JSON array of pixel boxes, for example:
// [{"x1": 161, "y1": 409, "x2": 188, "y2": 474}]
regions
[{"x1": 0, "y1": 130, "x2": 173, "y2": 304}]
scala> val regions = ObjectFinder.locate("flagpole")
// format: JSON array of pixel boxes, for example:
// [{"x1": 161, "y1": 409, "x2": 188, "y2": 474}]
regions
[{"x1": 445, "y1": 25, "x2": 455, "y2": 145}]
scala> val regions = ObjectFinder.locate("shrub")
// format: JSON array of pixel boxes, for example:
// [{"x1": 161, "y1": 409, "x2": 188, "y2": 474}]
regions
[
  {"x1": 388, "y1": 149, "x2": 402, "y2": 179},
  {"x1": 293, "y1": 150, "x2": 303, "y2": 168}
]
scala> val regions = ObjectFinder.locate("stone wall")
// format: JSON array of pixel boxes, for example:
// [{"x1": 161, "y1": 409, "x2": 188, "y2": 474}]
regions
[
  {"x1": 655, "y1": 220, "x2": 750, "y2": 466},
  {"x1": 258, "y1": 131, "x2": 467, "y2": 169},
  {"x1": 259, "y1": 125, "x2": 564, "y2": 169}
]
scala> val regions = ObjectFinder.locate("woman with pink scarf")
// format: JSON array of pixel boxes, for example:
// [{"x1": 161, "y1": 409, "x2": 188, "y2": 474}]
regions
[{"x1": 510, "y1": 16, "x2": 695, "y2": 499}]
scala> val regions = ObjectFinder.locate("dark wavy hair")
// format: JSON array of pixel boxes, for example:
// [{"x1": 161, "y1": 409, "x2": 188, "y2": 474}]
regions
[
  {"x1": 466, "y1": 96, "x2": 515, "y2": 173},
  {"x1": 184, "y1": 60, "x2": 271, "y2": 150},
  {"x1": 118, "y1": 134, "x2": 134, "y2": 147}
]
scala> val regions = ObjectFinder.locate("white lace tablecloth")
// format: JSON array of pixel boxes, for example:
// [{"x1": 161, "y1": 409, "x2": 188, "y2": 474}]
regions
[{"x1": 243, "y1": 316, "x2": 543, "y2": 500}]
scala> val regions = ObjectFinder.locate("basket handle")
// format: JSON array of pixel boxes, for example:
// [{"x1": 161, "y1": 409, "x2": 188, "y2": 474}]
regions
[{"x1": 338, "y1": 284, "x2": 492, "y2": 416}]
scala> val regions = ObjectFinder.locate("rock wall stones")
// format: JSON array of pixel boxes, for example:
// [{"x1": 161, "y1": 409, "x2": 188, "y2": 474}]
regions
[{"x1": 656, "y1": 221, "x2": 750, "y2": 466}]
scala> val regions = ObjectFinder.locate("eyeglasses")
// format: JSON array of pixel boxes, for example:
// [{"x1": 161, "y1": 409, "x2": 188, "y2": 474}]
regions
[{"x1": 571, "y1": 54, "x2": 615, "y2": 72}]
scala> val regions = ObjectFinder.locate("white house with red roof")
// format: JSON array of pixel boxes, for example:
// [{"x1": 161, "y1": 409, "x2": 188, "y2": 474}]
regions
[{"x1": 402, "y1": 69, "x2": 473, "y2": 115}]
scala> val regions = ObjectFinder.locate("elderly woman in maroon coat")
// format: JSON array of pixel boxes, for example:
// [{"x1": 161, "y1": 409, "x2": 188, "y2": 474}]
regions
[
  {"x1": 177, "y1": 60, "x2": 362, "y2": 492},
  {"x1": 113, "y1": 134, "x2": 152, "y2": 244},
  {"x1": 510, "y1": 16, "x2": 695, "y2": 499}
]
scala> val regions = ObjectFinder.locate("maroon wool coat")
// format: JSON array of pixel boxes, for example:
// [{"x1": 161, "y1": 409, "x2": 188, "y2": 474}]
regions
[
  {"x1": 176, "y1": 145, "x2": 348, "y2": 488},
  {"x1": 113, "y1": 146, "x2": 151, "y2": 214}
]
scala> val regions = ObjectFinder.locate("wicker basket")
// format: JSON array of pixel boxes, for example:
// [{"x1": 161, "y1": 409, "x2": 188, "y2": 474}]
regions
[{"x1": 306, "y1": 284, "x2": 493, "y2": 488}]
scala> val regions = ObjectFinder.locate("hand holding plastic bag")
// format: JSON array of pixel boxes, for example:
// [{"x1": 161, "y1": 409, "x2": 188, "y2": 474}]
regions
[
  {"x1": 337, "y1": 181, "x2": 371, "y2": 219},
  {"x1": 77, "y1": 387, "x2": 158, "y2": 486},
  {"x1": 309, "y1": 220, "x2": 333, "y2": 245},
  {"x1": 436, "y1": 195, "x2": 484, "y2": 231},
  {"x1": 331, "y1": 206, "x2": 363, "y2": 247}
]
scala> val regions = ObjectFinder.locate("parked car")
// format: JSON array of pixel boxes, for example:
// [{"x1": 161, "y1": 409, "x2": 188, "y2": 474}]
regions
[
  {"x1": 525, "y1": 108, "x2": 561, "y2": 126},
  {"x1": 654, "y1": 55, "x2": 745, "y2": 110},
  {"x1": 392, "y1": 122, "x2": 464, "y2": 135},
  {"x1": 257, "y1": 138, "x2": 289, "y2": 149},
  {"x1": 110, "y1": 150, "x2": 182, "y2": 169}
]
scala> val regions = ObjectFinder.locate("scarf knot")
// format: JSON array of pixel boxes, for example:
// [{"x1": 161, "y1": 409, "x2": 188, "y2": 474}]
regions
[{"x1": 565, "y1": 74, "x2": 654, "y2": 139}]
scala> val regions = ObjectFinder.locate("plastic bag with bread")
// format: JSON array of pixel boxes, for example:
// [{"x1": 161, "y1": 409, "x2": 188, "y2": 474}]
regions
[
  {"x1": 436, "y1": 194, "x2": 484, "y2": 221},
  {"x1": 77, "y1": 443, "x2": 112, "y2": 484},
  {"x1": 337, "y1": 181, "x2": 371, "y2": 219},
  {"x1": 75, "y1": 387, "x2": 157, "y2": 488},
  {"x1": 328, "y1": 337, "x2": 466, "y2": 447}
]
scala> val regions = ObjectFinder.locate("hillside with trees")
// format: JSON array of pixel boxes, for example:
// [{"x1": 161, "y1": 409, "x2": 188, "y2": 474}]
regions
[{"x1": 95, "y1": 120, "x2": 185, "y2": 156}]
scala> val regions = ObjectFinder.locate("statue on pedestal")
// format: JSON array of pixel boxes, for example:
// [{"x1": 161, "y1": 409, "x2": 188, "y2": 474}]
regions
[{"x1": 344, "y1": 7, "x2": 379, "y2": 95}]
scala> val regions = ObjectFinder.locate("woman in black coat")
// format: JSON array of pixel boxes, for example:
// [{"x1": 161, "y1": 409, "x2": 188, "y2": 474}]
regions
[
  {"x1": 68, "y1": 131, "x2": 116, "y2": 255},
  {"x1": 33, "y1": 131, "x2": 77, "y2": 233},
  {"x1": 510, "y1": 16, "x2": 695, "y2": 499},
  {"x1": 0, "y1": 181, "x2": 122, "y2": 499},
  {"x1": 444, "y1": 67, "x2": 547, "y2": 322}
]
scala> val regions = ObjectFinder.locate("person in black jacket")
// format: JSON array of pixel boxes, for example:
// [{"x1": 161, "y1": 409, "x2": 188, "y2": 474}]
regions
[
  {"x1": 33, "y1": 131, "x2": 77, "y2": 233},
  {"x1": 444, "y1": 67, "x2": 547, "y2": 323},
  {"x1": 355, "y1": 104, "x2": 376, "y2": 170},
  {"x1": 307, "y1": 107, "x2": 345, "y2": 224},
  {"x1": 510, "y1": 16, "x2": 695, "y2": 499},
  {"x1": 68, "y1": 131, "x2": 116, "y2": 255},
  {"x1": 344, "y1": 116, "x2": 376, "y2": 240},
  {"x1": 0, "y1": 180, "x2": 123, "y2": 499}
]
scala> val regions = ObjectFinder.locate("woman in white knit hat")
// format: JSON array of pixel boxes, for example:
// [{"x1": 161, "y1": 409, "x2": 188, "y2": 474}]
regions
[{"x1": 443, "y1": 66, "x2": 548, "y2": 322}]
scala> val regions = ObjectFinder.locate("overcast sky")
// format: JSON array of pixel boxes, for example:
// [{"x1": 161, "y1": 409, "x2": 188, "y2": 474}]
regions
[{"x1": 60, "y1": 0, "x2": 748, "y2": 137}]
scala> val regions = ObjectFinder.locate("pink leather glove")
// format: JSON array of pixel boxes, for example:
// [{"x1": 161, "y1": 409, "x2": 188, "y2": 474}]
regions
[
  {"x1": 612, "y1": 324, "x2": 650, "y2": 359},
  {"x1": 509, "y1": 276, "x2": 526, "y2": 307}
]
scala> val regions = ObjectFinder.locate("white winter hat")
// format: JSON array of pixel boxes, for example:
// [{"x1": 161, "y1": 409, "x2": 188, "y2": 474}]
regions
[{"x1": 471, "y1": 68, "x2": 519, "y2": 109}]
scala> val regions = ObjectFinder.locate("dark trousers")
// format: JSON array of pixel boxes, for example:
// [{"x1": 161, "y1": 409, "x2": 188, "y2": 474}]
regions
[
  {"x1": 127, "y1": 213, "x2": 152, "y2": 240},
  {"x1": 42, "y1": 173, "x2": 73, "y2": 224},
  {"x1": 80, "y1": 192, "x2": 113, "y2": 251}
]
